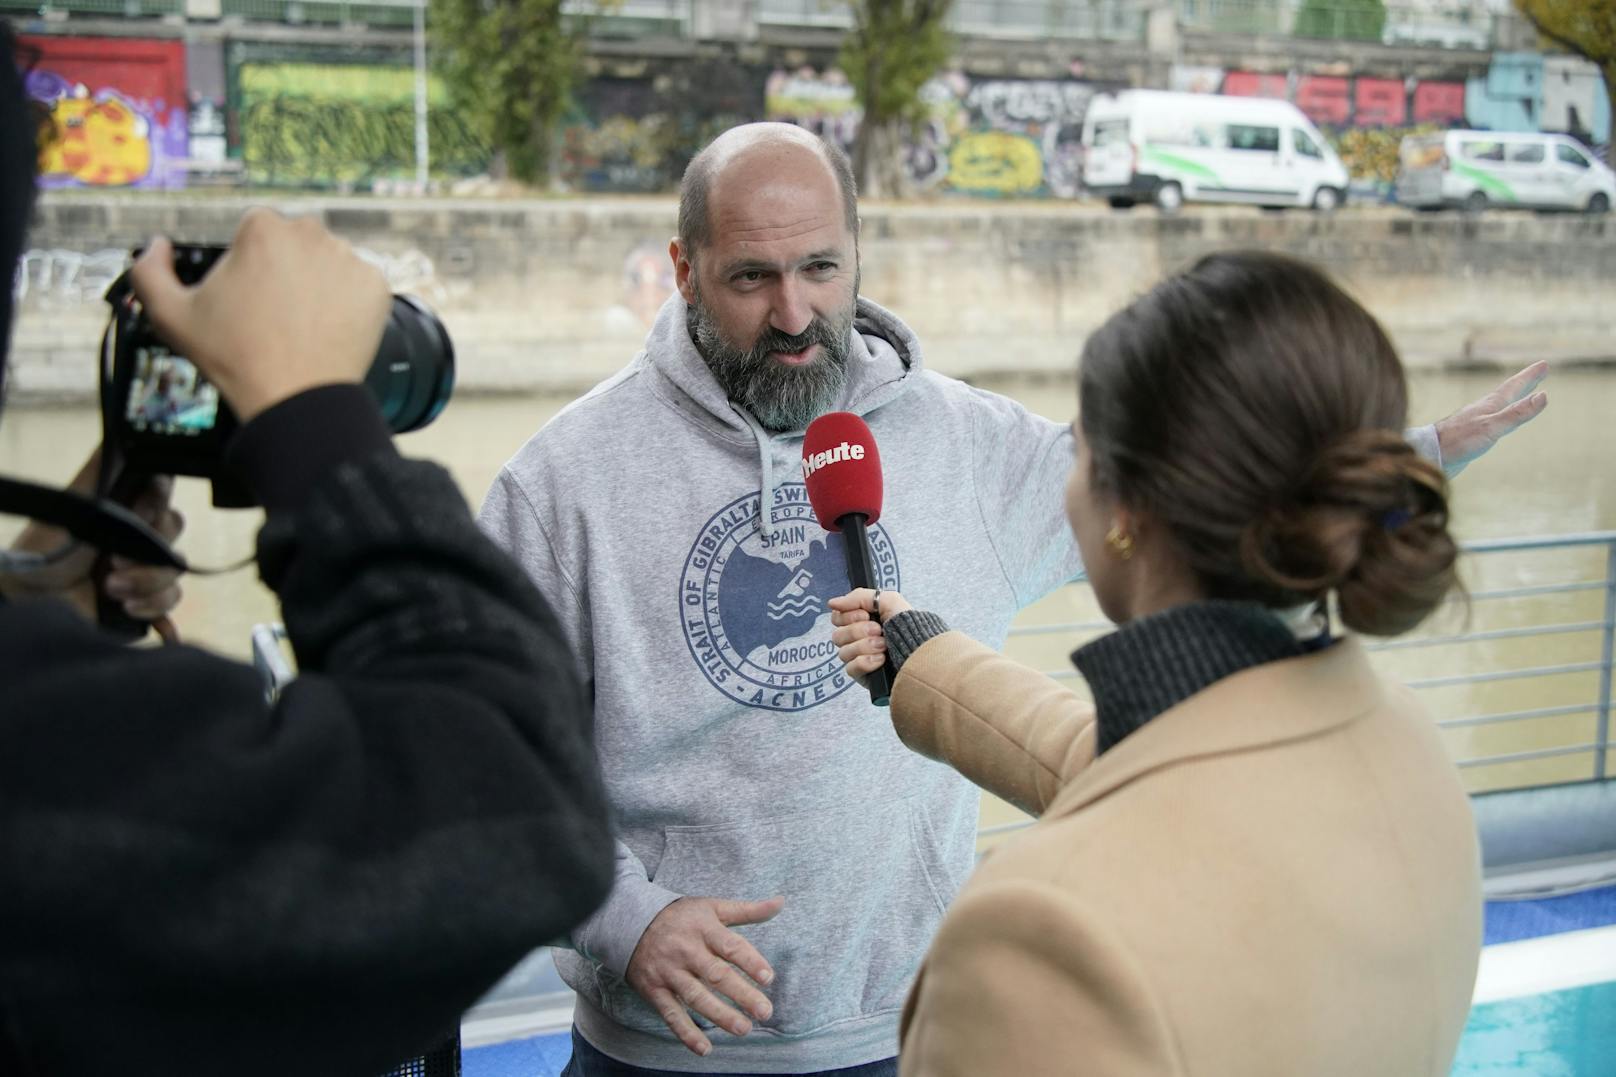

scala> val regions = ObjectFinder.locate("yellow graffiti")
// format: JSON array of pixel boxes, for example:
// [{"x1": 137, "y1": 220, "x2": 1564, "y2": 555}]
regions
[
  {"x1": 947, "y1": 131, "x2": 1042, "y2": 194},
  {"x1": 40, "y1": 87, "x2": 153, "y2": 188}
]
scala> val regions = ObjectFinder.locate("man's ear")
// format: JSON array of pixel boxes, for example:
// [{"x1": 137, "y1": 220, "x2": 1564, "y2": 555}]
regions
[{"x1": 670, "y1": 238, "x2": 696, "y2": 305}]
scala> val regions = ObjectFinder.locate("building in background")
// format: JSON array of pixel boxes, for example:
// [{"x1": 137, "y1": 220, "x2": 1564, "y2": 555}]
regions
[{"x1": 3, "y1": 0, "x2": 1607, "y2": 196}]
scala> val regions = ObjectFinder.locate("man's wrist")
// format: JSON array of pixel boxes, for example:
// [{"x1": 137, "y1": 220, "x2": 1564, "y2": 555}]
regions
[{"x1": 578, "y1": 881, "x2": 684, "y2": 976}]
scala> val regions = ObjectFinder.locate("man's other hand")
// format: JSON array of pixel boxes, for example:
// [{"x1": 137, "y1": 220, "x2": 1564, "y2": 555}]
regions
[
  {"x1": 129, "y1": 209, "x2": 391, "y2": 423},
  {"x1": 624, "y1": 895, "x2": 784, "y2": 1056},
  {"x1": 0, "y1": 447, "x2": 184, "y2": 634},
  {"x1": 1434, "y1": 361, "x2": 1548, "y2": 478}
]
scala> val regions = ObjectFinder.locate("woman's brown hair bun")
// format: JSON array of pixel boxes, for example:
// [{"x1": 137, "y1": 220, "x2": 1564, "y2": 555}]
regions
[{"x1": 1238, "y1": 429, "x2": 1457, "y2": 636}]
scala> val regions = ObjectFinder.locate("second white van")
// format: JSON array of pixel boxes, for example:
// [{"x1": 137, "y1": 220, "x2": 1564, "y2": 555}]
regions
[
  {"x1": 1082, "y1": 90, "x2": 1351, "y2": 212},
  {"x1": 1396, "y1": 130, "x2": 1614, "y2": 214}
]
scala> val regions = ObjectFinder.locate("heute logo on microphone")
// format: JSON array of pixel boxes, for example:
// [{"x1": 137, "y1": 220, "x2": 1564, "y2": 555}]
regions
[{"x1": 801, "y1": 441, "x2": 866, "y2": 479}]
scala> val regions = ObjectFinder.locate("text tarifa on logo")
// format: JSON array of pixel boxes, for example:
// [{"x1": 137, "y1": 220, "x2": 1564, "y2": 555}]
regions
[{"x1": 801, "y1": 441, "x2": 867, "y2": 479}]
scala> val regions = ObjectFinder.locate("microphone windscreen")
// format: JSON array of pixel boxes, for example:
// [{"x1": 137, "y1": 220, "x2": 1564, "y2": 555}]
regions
[{"x1": 803, "y1": 412, "x2": 882, "y2": 532}]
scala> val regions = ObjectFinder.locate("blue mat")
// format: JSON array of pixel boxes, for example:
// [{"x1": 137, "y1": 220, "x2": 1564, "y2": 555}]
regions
[
  {"x1": 465, "y1": 1031, "x2": 571, "y2": 1077},
  {"x1": 1484, "y1": 885, "x2": 1616, "y2": 946}
]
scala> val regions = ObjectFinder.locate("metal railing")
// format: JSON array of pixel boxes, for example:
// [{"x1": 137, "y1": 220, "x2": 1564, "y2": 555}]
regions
[
  {"x1": 1177, "y1": 0, "x2": 1520, "y2": 49},
  {"x1": 0, "y1": 0, "x2": 1142, "y2": 44},
  {"x1": 0, "y1": 0, "x2": 182, "y2": 15},
  {"x1": 5, "y1": 0, "x2": 1519, "y2": 49},
  {"x1": 979, "y1": 531, "x2": 1616, "y2": 849},
  {"x1": 222, "y1": 0, "x2": 419, "y2": 25},
  {"x1": 1392, "y1": 533, "x2": 1616, "y2": 783},
  {"x1": 1007, "y1": 531, "x2": 1616, "y2": 788}
]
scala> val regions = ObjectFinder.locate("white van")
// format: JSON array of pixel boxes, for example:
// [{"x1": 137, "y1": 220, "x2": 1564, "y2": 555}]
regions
[
  {"x1": 1082, "y1": 90, "x2": 1351, "y2": 212},
  {"x1": 1396, "y1": 130, "x2": 1614, "y2": 214}
]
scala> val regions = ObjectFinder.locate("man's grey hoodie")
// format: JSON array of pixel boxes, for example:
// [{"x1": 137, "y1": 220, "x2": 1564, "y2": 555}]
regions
[{"x1": 480, "y1": 294, "x2": 1078, "y2": 1072}]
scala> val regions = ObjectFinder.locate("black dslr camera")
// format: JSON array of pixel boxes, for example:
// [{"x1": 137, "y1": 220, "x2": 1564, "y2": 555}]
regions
[{"x1": 102, "y1": 244, "x2": 456, "y2": 507}]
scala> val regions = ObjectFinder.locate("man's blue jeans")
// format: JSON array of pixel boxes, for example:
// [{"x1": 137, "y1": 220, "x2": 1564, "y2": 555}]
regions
[{"x1": 559, "y1": 1027, "x2": 899, "y2": 1077}]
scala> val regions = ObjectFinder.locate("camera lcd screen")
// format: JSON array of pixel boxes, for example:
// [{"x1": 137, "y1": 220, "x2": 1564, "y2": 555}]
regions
[{"x1": 126, "y1": 345, "x2": 221, "y2": 437}]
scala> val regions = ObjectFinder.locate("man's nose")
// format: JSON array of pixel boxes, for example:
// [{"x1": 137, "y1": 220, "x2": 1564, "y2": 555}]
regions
[{"x1": 770, "y1": 277, "x2": 814, "y2": 339}]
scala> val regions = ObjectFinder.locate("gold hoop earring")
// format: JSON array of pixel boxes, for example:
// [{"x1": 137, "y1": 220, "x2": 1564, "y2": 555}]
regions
[{"x1": 1106, "y1": 525, "x2": 1134, "y2": 560}]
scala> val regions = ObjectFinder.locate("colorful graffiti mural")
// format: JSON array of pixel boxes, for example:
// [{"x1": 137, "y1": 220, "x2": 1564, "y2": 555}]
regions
[
  {"x1": 1467, "y1": 52, "x2": 1611, "y2": 145},
  {"x1": 765, "y1": 67, "x2": 861, "y2": 149},
  {"x1": 763, "y1": 68, "x2": 1110, "y2": 198},
  {"x1": 560, "y1": 65, "x2": 760, "y2": 194},
  {"x1": 21, "y1": 36, "x2": 187, "y2": 189},
  {"x1": 237, "y1": 61, "x2": 490, "y2": 188},
  {"x1": 1183, "y1": 57, "x2": 1610, "y2": 186}
]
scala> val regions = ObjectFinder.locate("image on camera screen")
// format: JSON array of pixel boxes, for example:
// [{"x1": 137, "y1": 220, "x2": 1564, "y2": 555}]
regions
[{"x1": 126, "y1": 345, "x2": 220, "y2": 436}]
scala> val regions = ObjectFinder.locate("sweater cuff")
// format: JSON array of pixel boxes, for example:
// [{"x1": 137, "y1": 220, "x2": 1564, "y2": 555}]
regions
[
  {"x1": 225, "y1": 384, "x2": 397, "y2": 516},
  {"x1": 572, "y1": 878, "x2": 684, "y2": 976},
  {"x1": 884, "y1": 609, "x2": 951, "y2": 673},
  {"x1": 1405, "y1": 423, "x2": 1446, "y2": 475}
]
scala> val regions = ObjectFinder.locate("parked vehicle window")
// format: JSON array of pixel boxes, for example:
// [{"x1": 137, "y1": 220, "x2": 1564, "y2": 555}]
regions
[
  {"x1": 1293, "y1": 129, "x2": 1323, "y2": 159},
  {"x1": 1509, "y1": 143, "x2": 1545, "y2": 164},
  {"x1": 1092, "y1": 120, "x2": 1129, "y2": 148},
  {"x1": 1462, "y1": 141, "x2": 1505, "y2": 162},
  {"x1": 1228, "y1": 124, "x2": 1281, "y2": 153},
  {"x1": 1143, "y1": 119, "x2": 1215, "y2": 147},
  {"x1": 1400, "y1": 138, "x2": 1445, "y2": 170},
  {"x1": 1557, "y1": 144, "x2": 1591, "y2": 169}
]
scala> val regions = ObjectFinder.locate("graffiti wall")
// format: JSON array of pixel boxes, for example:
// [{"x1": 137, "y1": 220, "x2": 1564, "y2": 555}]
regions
[
  {"x1": 235, "y1": 59, "x2": 490, "y2": 188},
  {"x1": 560, "y1": 63, "x2": 761, "y2": 193},
  {"x1": 21, "y1": 36, "x2": 187, "y2": 189},
  {"x1": 1466, "y1": 52, "x2": 1611, "y2": 145},
  {"x1": 1180, "y1": 55, "x2": 1610, "y2": 186},
  {"x1": 764, "y1": 67, "x2": 1113, "y2": 198}
]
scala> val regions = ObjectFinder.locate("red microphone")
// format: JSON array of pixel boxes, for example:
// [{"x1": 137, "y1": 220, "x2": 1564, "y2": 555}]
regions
[{"x1": 803, "y1": 412, "x2": 893, "y2": 706}]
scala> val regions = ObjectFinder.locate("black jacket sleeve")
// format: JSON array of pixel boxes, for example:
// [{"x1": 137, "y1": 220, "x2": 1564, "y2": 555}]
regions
[{"x1": 0, "y1": 387, "x2": 613, "y2": 1077}]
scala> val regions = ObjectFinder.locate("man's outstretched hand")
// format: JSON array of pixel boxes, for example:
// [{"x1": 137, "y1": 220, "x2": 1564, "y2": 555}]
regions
[
  {"x1": 1434, "y1": 361, "x2": 1548, "y2": 478},
  {"x1": 625, "y1": 895, "x2": 783, "y2": 1057}
]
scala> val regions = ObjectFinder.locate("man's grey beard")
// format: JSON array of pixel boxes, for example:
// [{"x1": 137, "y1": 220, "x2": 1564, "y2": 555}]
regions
[{"x1": 688, "y1": 281, "x2": 858, "y2": 433}]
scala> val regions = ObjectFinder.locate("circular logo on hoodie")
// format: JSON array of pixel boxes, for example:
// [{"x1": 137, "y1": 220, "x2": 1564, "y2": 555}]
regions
[{"x1": 680, "y1": 483, "x2": 900, "y2": 711}]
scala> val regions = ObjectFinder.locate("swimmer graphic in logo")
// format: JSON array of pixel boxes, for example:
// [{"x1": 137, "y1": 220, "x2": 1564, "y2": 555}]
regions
[{"x1": 680, "y1": 483, "x2": 900, "y2": 712}]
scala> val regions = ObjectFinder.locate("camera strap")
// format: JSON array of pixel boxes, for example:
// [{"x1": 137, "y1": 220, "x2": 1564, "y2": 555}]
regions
[{"x1": 0, "y1": 475, "x2": 187, "y2": 570}]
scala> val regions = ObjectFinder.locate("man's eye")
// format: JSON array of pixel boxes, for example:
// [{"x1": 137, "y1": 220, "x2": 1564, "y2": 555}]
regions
[
  {"x1": 809, "y1": 262, "x2": 836, "y2": 273},
  {"x1": 736, "y1": 271, "x2": 763, "y2": 283}
]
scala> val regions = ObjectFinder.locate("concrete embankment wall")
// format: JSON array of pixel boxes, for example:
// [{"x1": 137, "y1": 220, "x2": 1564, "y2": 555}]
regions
[{"x1": 10, "y1": 195, "x2": 1614, "y2": 401}]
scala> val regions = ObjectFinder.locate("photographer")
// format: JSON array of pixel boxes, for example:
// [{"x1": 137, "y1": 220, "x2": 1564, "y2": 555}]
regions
[{"x1": 0, "y1": 31, "x2": 612, "y2": 1077}]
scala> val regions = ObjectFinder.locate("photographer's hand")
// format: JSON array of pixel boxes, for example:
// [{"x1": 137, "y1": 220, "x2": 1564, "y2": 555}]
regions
[
  {"x1": 0, "y1": 446, "x2": 184, "y2": 635},
  {"x1": 129, "y1": 209, "x2": 391, "y2": 421}
]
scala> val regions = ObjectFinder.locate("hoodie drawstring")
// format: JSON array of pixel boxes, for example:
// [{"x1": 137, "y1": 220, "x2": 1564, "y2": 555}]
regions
[{"x1": 737, "y1": 408, "x2": 780, "y2": 534}]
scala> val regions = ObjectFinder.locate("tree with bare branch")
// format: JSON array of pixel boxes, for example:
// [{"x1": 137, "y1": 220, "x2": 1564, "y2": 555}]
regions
[{"x1": 1514, "y1": 0, "x2": 1616, "y2": 166}]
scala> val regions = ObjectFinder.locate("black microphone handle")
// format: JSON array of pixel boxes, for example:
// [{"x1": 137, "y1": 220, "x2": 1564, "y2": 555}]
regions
[{"x1": 839, "y1": 513, "x2": 895, "y2": 707}]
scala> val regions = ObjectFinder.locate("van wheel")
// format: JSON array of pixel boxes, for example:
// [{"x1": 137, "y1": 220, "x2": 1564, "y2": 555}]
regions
[
  {"x1": 1589, "y1": 193, "x2": 1611, "y2": 215},
  {"x1": 1155, "y1": 182, "x2": 1184, "y2": 214},
  {"x1": 1311, "y1": 186, "x2": 1341, "y2": 212},
  {"x1": 1463, "y1": 191, "x2": 1488, "y2": 214},
  {"x1": 1107, "y1": 196, "x2": 1136, "y2": 210}
]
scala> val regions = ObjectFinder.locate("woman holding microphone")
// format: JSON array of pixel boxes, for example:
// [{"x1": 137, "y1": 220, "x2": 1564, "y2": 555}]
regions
[{"x1": 829, "y1": 251, "x2": 1482, "y2": 1076}]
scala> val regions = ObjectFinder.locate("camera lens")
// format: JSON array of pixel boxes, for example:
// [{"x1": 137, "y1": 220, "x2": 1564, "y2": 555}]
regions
[{"x1": 363, "y1": 296, "x2": 455, "y2": 434}]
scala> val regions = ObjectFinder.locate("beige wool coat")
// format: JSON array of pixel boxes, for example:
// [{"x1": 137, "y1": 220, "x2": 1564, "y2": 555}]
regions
[{"x1": 890, "y1": 631, "x2": 1483, "y2": 1077}]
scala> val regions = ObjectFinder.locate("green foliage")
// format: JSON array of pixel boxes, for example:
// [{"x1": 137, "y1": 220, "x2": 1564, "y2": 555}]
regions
[
  {"x1": 1294, "y1": 0, "x2": 1387, "y2": 42},
  {"x1": 1516, "y1": 0, "x2": 1616, "y2": 168},
  {"x1": 1514, "y1": 0, "x2": 1616, "y2": 63},
  {"x1": 430, "y1": 0, "x2": 580, "y2": 184},
  {"x1": 840, "y1": 0, "x2": 954, "y2": 191}
]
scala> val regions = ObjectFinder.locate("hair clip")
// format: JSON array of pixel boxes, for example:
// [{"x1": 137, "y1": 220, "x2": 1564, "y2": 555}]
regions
[{"x1": 1381, "y1": 508, "x2": 1412, "y2": 531}]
